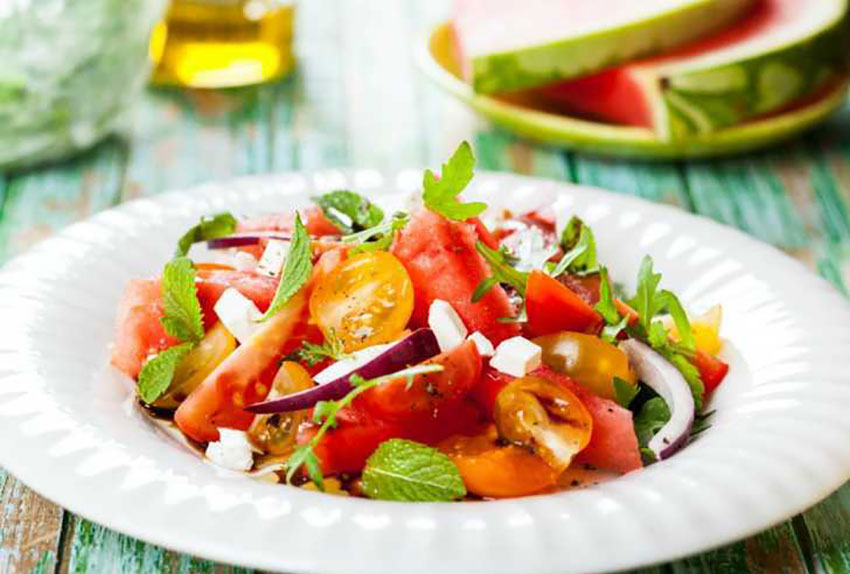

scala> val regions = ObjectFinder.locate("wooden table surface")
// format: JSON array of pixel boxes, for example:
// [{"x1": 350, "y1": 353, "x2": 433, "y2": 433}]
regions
[{"x1": 2, "y1": 1, "x2": 850, "y2": 572}]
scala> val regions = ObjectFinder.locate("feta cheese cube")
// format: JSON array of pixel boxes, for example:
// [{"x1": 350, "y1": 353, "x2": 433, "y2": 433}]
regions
[
  {"x1": 428, "y1": 300, "x2": 468, "y2": 352},
  {"x1": 490, "y1": 336, "x2": 542, "y2": 377},
  {"x1": 467, "y1": 331, "x2": 494, "y2": 357},
  {"x1": 233, "y1": 251, "x2": 258, "y2": 272},
  {"x1": 213, "y1": 287, "x2": 262, "y2": 344},
  {"x1": 205, "y1": 429, "x2": 254, "y2": 472},
  {"x1": 256, "y1": 239, "x2": 290, "y2": 277}
]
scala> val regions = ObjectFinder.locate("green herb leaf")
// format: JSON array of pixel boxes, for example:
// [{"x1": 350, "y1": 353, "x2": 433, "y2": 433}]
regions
[
  {"x1": 284, "y1": 365, "x2": 444, "y2": 486},
  {"x1": 613, "y1": 376, "x2": 640, "y2": 408},
  {"x1": 422, "y1": 141, "x2": 486, "y2": 221},
  {"x1": 287, "y1": 331, "x2": 350, "y2": 367},
  {"x1": 262, "y1": 214, "x2": 313, "y2": 320},
  {"x1": 361, "y1": 439, "x2": 466, "y2": 502},
  {"x1": 159, "y1": 257, "x2": 205, "y2": 342},
  {"x1": 347, "y1": 212, "x2": 409, "y2": 254},
  {"x1": 176, "y1": 212, "x2": 237, "y2": 257},
  {"x1": 137, "y1": 342, "x2": 195, "y2": 404},
  {"x1": 633, "y1": 397, "x2": 671, "y2": 450},
  {"x1": 475, "y1": 241, "x2": 529, "y2": 297},
  {"x1": 658, "y1": 290, "x2": 695, "y2": 351},
  {"x1": 595, "y1": 267, "x2": 619, "y2": 324},
  {"x1": 663, "y1": 350, "x2": 704, "y2": 410},
  {"x1": 558, "y1": 216, "x2": 597, "y2": 273},
  {"x1": 471, "y1": 276, "x2": 500, "y2": 303},
  {"x1": 314, "y1": 190, "x2": 384, "y2": 234},
  {"x1": 629, "y1": 255, "x2": 664, "y2": 333}
]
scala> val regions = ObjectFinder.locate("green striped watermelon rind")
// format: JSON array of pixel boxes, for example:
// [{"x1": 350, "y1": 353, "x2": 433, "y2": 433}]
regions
[
  {"x1": 468, "y1": 0, "x2": 756, "y2": 95},
  {"x1": 419, "y1": 22, "x2": 849, "y2": 160},
  {"x1": 655, "y1": 0, "x2": 850, "y2": 140}
]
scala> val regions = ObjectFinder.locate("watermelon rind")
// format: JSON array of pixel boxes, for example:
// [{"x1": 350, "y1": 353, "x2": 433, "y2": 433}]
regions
[
  {"x1": 651, "y1": 1, "x2": 850, "y2": 140},
  {"x1": 462, "y1": 0, "x2": 756, "y2": 95},
  {"x1": 419, "y1": 22, "x2": 849, "y2": 160}
]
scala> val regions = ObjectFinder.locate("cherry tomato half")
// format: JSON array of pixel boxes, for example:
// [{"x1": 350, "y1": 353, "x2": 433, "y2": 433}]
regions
[
  {"x1": 440, "y1": 426, "x2": 558, "y2": 498},
  {"x1": 309, "y1": 251, "x2": 414, "y2": 352},
  {"x1": 494, "y1": 375, "x2": 593, "y2": 472},
  {"x1": 248, "y1": 362, "x2": 315, "y2": 455},
  {"x1": 533, "y1": 332, "x2": 636, "y2": 401},
  {"x1": 525, "y1": 270, "x2": 602, "y2": 336}
]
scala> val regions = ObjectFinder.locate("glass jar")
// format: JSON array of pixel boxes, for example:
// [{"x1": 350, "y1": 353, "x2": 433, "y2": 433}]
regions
[
  {"x1": 149, "y1": 0, "x2": 295, "y2": 88},
  {"x1": 0, "y1": 0, "x2": 164, "y2": 171}
]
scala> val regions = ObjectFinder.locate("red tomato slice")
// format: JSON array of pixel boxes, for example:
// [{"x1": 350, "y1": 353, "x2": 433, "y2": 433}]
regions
[
  {"x1": 525, "y1": 270, "x2": 602, "y2": 337},
  {"x1": 693, "y1": 350, "x2": 729, "y2": 395},
  {"x1": 238, "y1": 205, "x2": 341, "y2": 237},
  {"x1": 360, "y1": 340, "x2": 483, "y2": 421}
]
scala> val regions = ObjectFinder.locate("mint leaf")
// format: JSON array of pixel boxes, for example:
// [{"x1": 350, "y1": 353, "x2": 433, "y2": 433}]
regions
[
  {"x1": 314, "y1": 190, "x2": 384, "y2": 234},
  {"x1": 474, "y1": 241, "x2": 529, "y2": 299},
  {"x1": 176, "y1": 212, "x2": 237, "y2": 257},
  {"x1": 423, "y1": 141, "x2": 486, "y2": 221},
  {"x1": 160, "y1": 257, "x2": 205, "y2": 342},
  {"x1": 613, "y1": 376, "x2": 639, "y2": 408},
  {"x1": 137, "y1": 342, "x2": 195, "y2": 404},
  {"x1": 262, "y1": 214, "x2": 313, "y2": 320},
  {"x1": 361, "y1": 439, "x2": 466, "y2": 502},
  {"x1": 558, "y1": 217, "x2": 597, "y2": 273}
]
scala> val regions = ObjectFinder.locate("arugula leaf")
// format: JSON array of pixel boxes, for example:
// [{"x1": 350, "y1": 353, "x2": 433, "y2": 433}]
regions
[
  {"x1": 347, "y1": 212, "x2": 409, "y2": 254},
  {"x1": 662, "y1": 350, "x2": 704, "y2": 409},
  {"x1": 314, "y1": 190, "x2": 384, "y2": 234},
  {"x1": 361, "y1": 439, "x2": 466, "y2": 502},
  {"x1": 422, "y1": 141, "x2": 486, "y2": 221},
  {"x1": 262, "y1": 214, "x2": 313, "y2": 320},
  {"x1": 474, "y1": 242, "x2": 529, "y2": 300},
  {"x1": 137, "y1": 342, "x2": 194, "y2": 404},
  {"x1": 629, "y1": 255, "x2": 664, "y2": 333},
  {"x1": 633, "y1": 397, "x2": 670, "y2": 450},
  {"x1": 595, "y1": 267, "x2": 628, "y2": 343},
  {"x1": 159, "y1": 257, "x2": 205, "y2": 343},
  {"x1": 284, "y1": 365, "x2": 444, "y2": 487},
  {"x1": 176, "y1": 212, "x2": 237, "y2": 257},
  {"x1": 613, "y1": 376, "x2": 640, "y2": 408},
  {"x1": 558, "y1": 216, "x2": 597, "y2": 273},
  {"x1": 658, "y1": 290, "x2": 695, "y2": 351}
]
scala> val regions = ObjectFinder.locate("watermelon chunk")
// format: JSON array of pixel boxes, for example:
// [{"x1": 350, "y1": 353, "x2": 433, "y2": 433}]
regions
[
  {"x1": 538, "y1": 0, "x2": 849, "y2": 140},
  {"x1": 391, "y1": 208, "x2": 520, "y2": 345},
  {"x1": 453, "y1": 0, "x2": 756, "y2": 94},
  {"x1": 111, "y1": 270, "x2": 278, "y2": 379}
]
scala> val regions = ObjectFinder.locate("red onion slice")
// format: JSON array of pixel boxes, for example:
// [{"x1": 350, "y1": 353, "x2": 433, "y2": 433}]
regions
[
  {"x1": 207, "y1": 233, "x2": 291, "y2": 249},
  {"x1": 246, "y1": 328, "x2": 440, "y2": 414},
  {"x1": 620, "y1": 339, "x2": 695, "y2": 460}
]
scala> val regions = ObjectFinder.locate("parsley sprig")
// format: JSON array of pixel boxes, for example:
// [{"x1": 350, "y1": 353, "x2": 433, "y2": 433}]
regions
[
  {"x1": 423, "y1": 141, "x2": 486, "y2": 221},
  {"x1": 285, "y1": 364, "x2": 444, "y2": 488},
  {"x1": 262, "y1": 214, "x2": 313, "y2": 320}
]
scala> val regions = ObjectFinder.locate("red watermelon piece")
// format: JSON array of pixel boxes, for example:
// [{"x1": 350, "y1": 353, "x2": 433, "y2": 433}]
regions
[
  {"x1": 111, "y1": 270, "x2": 279, "y2": 379},
  {"x1": 391, "y1": 208, "x2": 520, "y2": 345}
]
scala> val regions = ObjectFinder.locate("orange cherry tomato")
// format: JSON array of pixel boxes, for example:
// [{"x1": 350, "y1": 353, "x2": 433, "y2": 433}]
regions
[
  {"x1": 309, "y1": 251, "x2": 414, "y2": 352},
  {"x1": 525, "y1": 270, "x2": 602, "y2": 336},
  {"x1": 248, "y1": 362, "x2": 315, "y2": 455},
  {"x1": 494, "y1": 375, "x2": 593, "y2": 472},
  {"x1": 533, "y1": 332, "x2": 636, "y2": 401},
  {"x1": 440, "y1": 427, "x2": 558, "y2": 498}
]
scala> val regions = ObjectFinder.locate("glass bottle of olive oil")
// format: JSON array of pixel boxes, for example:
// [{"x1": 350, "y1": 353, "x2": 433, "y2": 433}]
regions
[{"x1": 149, "y1": 0, "x2": 294, "y2": 88}]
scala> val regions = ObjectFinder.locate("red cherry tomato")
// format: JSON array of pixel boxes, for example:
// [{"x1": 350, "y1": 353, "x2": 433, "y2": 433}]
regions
[
  {"x1": 693, "y1": 350, "x2": 729, "y2": 395},
  {"x1": 525, "y1": 270, "x2": 602, "y2": 336}
]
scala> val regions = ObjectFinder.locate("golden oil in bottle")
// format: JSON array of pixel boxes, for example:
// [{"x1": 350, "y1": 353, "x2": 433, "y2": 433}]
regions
[{"x1": 149, "y1": 0, "x2": 294, "y2": 88}]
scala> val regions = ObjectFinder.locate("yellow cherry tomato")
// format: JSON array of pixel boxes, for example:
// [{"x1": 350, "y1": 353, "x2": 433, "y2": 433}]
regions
[
  {"x1": 309, "y1": 251, "x2": 414, "y2": 352},
  {"x1": 494, "y1": 375, "x2": 593, "y2": 473},
  {"x1": 154, "y1": 322, "x2": 236, "y2": 410},
  {"x1": 248, "y1": 361, "x2": 314, "y2": 455},
  {"x1": 533, "y1": 332, "x2": 636, "y2": 401},
  {"x1": 662, "y1": 304, "x2": 723, "y2": 356},
  {"x1": 440, "y1": 426, "x2": 558, "y2": 499}
]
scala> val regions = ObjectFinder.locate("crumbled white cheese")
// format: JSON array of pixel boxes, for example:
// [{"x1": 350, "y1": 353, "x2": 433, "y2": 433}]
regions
[
  {"x1": 256, "y1": 239, "x2": 290, "y2": 277},
  {"x1": 428, "y1": 300, "x2": 468, "y2": 352},
  {"x1": 233, "y1": 251, "x2": 258, "y2": 272},
  {"x1": 205, "y1": 429, "x2": 254, "y2": 472},
  {"x1": 467, "y1": 331, "x2": 494, "y2": 357},
  {"x1": 490, "y1": 336, "x2": 542, "y2": 377},
  {"x1": 500, "y1": 226, "x2": 559, "y2": 272},
  {"x1": 312, "y1": 342, "x2": 393, "y2": 385},
  {"x1": 213, "y1": 287, "x2": 262, "y2": 344}
]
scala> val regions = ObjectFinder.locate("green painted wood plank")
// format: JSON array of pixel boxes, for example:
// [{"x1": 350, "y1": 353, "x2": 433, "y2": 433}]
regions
[
  {"x1": 802, "y1": 485, "x2": 850, "y2": 574},
  {"x1": 475, "y1": 131, "x2": 571, "y2": 180},
  {"x1": 569, "y1": 155, "x2": 689, "y2": 207}
]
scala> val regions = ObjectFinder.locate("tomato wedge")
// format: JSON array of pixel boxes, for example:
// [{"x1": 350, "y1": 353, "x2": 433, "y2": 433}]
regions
[
  {"x1": 693, "y1": 350, "x2": 729, "y2": 395},
  {"x1": 361, "y1": 340, "x2": 483, "y2": 421},
  {"x1": 526, "y1": 270, "x2": 602, "y2": 336}
]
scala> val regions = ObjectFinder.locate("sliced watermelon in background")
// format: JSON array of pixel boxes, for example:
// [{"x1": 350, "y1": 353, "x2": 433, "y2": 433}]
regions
[
  {"x1": 539, "y1": 0, "x2": 849, "y2": 141},
  {"x1": 453, "y1": 0, "x2": 756, "y2": 95}
]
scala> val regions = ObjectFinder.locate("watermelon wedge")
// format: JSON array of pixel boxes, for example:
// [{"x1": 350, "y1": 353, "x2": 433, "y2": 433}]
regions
[
  {"x1": 453, "y1": 0, "x2": 757, "y2": 95},
  {"x1": 539, "y1": 0, "x2": 849, "y2": 140}
]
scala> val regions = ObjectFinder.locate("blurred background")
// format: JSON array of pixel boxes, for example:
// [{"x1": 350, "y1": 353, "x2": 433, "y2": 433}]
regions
[{"x1": 1, "y1": 0, "x2": 849, "y2": 572}]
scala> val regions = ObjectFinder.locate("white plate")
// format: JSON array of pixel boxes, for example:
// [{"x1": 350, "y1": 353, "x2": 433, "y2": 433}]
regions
[{"x1": 0, "y1": 171, "x2": 849, "y2": 574}]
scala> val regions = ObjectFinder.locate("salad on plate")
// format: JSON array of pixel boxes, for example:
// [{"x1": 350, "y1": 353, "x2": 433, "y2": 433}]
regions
[{"x1": 111, "y1": 143, "x2": 729, "y2": 501}]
